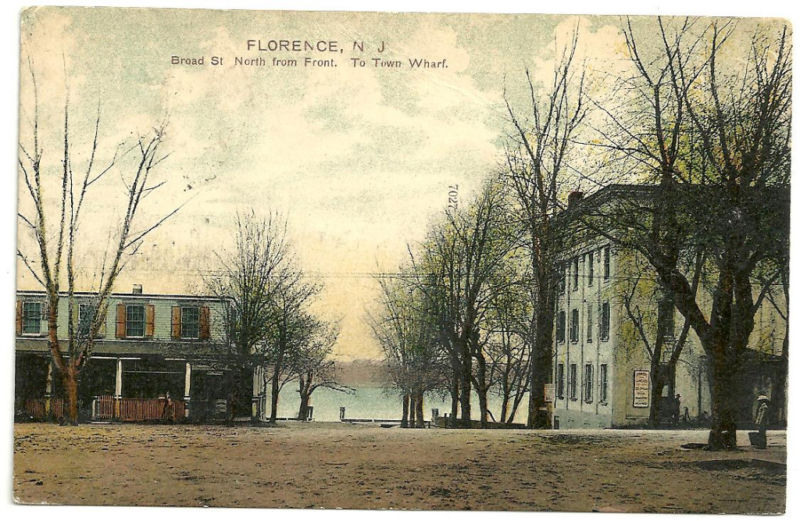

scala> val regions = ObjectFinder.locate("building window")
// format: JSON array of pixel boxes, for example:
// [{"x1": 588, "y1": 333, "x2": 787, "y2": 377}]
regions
[
  {"x1": 557, "y1": 363, "x2": 565, "y2": 399},
  {"x1": 556, "y1": 311, "x2": 566, "y2": 343},
  {"x1": 603, "y1": 247, "x2": 611, "y2": 280},
  {"x1": 570, "y1": 309, "x2": 579, "y2": 342},
  {"x1": 600, "y1": 364, "x2": 608, "y2": 403},
  {"x1": 572, "y1": 257, "x2": 579, "y2": 291},
  {"x1": 586, "y1": 307, "x2": 593, "y2": 342},
  {"x1": 584, "y1": 364, "x2": 594, "y2": 402},
  {"x1": 78, "y1": 304, "x2": 97, "y2": 338},
  {"x1": 181, "y1": 306, "x2": 200, "y2": 339},
  {"x1": 22, "y1": 301, "x2": 42, "y2": 335},
  {"x1": 558, "y1": 264, "x2": 566, "y2": 294},
  {"x1": 569, "y1": 364, "x2": 577, "y2": 400},
  {"x1": 601, "y1": 301, "x2": 610, "y2": 340},
  {"x1": 588, "y1": 251, "x2": 594, "y2": 286},
  {"x1": 126, "y1": 305, "x2": 145, "y2": 337}
]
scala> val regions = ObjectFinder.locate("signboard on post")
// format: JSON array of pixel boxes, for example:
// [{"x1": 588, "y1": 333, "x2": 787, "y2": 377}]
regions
[
  {"x1": 544, "y1": 383, "x2": 555, "y2": 403},
  {"x1": 633, "y1": 370, "x2": 650, "y2": 408}
]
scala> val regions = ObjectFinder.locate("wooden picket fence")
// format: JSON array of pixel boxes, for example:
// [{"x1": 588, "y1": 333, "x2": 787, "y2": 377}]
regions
[
  {"x1": 21, "y1": 397, "x2": 65, "y2": 421},
  {"x1": 19, "y1": 395, "x2": 184, "y2": 423},
  {"x1": 117, "y1": 397, "x2": 185, "y2": 422}
]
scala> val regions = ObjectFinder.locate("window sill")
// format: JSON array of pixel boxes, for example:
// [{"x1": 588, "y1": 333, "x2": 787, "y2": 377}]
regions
[{"x1": 584, "y1": 400, "x2": 593, "y2": 405}]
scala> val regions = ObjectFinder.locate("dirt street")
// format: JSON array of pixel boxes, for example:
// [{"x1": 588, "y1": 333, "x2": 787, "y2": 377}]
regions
[{"x1": 13, "y1": 422, "x2": 785, "y2": 513}]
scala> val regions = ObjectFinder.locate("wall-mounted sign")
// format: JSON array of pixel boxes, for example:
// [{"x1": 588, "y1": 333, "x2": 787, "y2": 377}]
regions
[
  {"x1": 544, "y1": 383, "x2": 555, "y2": 403},
  {"x1": 633, "y1": 370, "x2": 650, "y2": 408}
]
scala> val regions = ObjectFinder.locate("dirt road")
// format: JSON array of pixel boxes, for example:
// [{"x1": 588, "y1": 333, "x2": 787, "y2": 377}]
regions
[{"x1": 13, "y1": 422, "x2": 785, "y2": 513}]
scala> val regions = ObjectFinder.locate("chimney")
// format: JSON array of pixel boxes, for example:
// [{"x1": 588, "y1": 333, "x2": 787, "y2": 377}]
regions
[
  {"x1": 568, "y1": 191, "x2": 584, "y2": 209},
  {"x1": 132, "y1": 284, "x2": 143, "y2": 294}
]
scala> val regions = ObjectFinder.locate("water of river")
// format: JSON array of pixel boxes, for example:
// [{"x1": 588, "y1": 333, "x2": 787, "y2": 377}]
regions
[{"x1": 273, "y1": 385, "x2": 530, "y2": 423}]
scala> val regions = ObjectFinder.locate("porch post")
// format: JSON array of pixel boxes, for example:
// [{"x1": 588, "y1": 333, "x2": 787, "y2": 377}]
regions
[
  {"x1": 184, "y1": 362, "x2": 192, "y2": 419},
  {"x1": 114, "y1": 358, "x2": 123, "y2": 419}
]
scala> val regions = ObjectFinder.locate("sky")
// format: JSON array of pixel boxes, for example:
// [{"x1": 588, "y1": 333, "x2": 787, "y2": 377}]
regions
[{"x1": 14, "y1": 7, "x2": 783, "y2": 361}]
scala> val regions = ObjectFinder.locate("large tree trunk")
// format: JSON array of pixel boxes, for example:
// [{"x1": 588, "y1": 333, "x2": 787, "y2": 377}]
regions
[
  {"x1": 408, "y1": 393, "x2": 416, "y2": 427},
  {"x1": 458, "y1": 338, "x2": 472, "y2": 425},
  {"x1": 648, "y1": 364, "x2": 665, "y2": 428},
  {"x1": 401, "y1": 393, "x2": 410, "y2": 428},
  {"x1": 529, "y1": 278, "x2": 554, "y2": 429},
  {"x1": 449, "y1": 357, "x2": 459, "y2": 428},
  {"x1": 773, "y1": 337, "x2": 788, "y2": 426},
  {"x1": 297, "y1": 377, "x2": 310, "y2": 421},
  {"x1": 706, "y1": 351, "x2": 738, "y2": 450},
  {"x1": 415, "y1": 391, "x2": 425, "y2": 428},
  {"x1": 63, "y1": 367, "x2": 79, "y2": 425}
]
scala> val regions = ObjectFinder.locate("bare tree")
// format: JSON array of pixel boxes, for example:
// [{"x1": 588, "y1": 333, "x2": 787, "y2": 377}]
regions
[
  {"x1": 591, "y1": 18, "x2": 790, "y2": 449},
  {"x1": 205, "y1": 211, "x2": 290, "y2": 421},
  {"x1": 17, "y1": 67, "x2": 179, "y2": 424},
  {"x1": 409, "y1": 178, "x2": 516, "y2": 427},
  {"x1": 295, "y1": 320, "x2": 353, "y2": 421},
  {"x1": 370, "y1": 271, "x2": 445, "y2": 428},
  {"x1": 262, "y1": 267, "x2": 321, "y2": 423},
  {"x1": 484, "y1": 263, "x2": 532, "y2": 424},
  {"x1": 503, "y1": 29, "x2": 587, "y2": 428}
]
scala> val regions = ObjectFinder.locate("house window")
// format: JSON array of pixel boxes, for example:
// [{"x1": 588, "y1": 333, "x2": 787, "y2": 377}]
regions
[
  {"x1": 558, "y1": 264, "x2": 566, "y2": 294},
  {"x1": 572, "y1": 257, "x2": 579, "y2": 291},
  {"x1": 569, "y1": 364, "x2": 577, "y2": 400},
  {"x1": 588, "y1": 251, "x2": 594, "y2": 286},
  {"x1": 603, "y1": 247, "x2": 611, "y2": 280},
  {"x1": 22, "y1": 302, "x2": 42, "y2": 335},
  {"x1": 586, "y1": 307, "x2": 593, "y2": 342},
  {"x1": 78, "y1": 304, "x2": 97, "y2": 338},
  {"x1": 126, "y1": 305, "x2": 145, "y2": 337},
  {"x1": 570, "y1": 309, "x2": 579, "y2": 342},
  {"x1": 584, "y1": 364, "x2": 594, "y2": 402},
  {"x1": 556, "y1": 364, "x2": 565, "y2": 399},
  {"x1": 600, "y1": 364, "x2": 608, "y2": 403},
  {"x1": 556, "y1": 311, "x2": 566, "y2": 343},
  {"x1": 181, "y1": 306, "x2": 200, "y2": 339},
  {"x1": 601, "y1": 301, "x2": 610, "y2": 340}
]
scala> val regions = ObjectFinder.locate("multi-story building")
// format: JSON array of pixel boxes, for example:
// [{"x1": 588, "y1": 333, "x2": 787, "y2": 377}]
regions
[
  {"x1": 14, "y1": 285, "x2": 237, "y2": 422},
  {"x1": 551, "y1": 186, "x2": 787, "y2": 429}
]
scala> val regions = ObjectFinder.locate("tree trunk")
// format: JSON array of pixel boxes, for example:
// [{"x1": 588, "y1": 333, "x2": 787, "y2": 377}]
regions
[
  {"x1": 458, "y1": 338, "x2": 472, "y2": 425},
  {"x1": 401, "y1": 393, "x2": 410, "y2": 428},
  {"x1": 648, "y1": 361, "x2": 664, "y2": 428},
  {"x1": 415, "y1": 391, "x2": 424, "y2": 428},
  {"x1": 409, "y1": 394, "x2": 417, "y2": 426},
  {"x1": 706, "y1": 348, "x2": 738, "y2": 450},
  {"x1": 475, "y1": 356, "x2": 489, "y2": 428},
  {"x1": 529, "y1": 281, "x2": 555, "y2": 429},
  {"x1": 449, "y1": 361, "x2": 459, "y2": 428},
  {"x1": 269, "y1": 364, "x2": 281, "y2": 423},
  {"x1": 773, "y1": 338, "x2": 788, "y2": 426},
  {"x1": 477, "y1": 388, "x2": 489, "y2": 428},
  {"x1": 63, "y1": 368, "x2": 79, "y2": 425}
]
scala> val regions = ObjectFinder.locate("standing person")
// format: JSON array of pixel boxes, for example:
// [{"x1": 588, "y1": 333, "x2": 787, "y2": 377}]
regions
[
  {"x1": 673, "y1": 394, "x2": 682, "y2": 425},
  {"x1": 753, "y1": 395, "x2": 770, "y2": 449}
]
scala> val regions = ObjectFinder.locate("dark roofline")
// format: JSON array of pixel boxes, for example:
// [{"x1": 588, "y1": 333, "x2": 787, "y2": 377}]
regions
[{"x1": 16, "y1": 289, "x2": 228, "y2": 302}]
